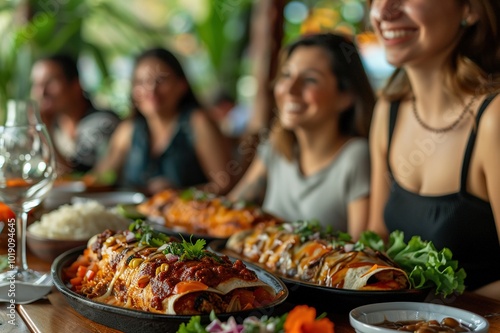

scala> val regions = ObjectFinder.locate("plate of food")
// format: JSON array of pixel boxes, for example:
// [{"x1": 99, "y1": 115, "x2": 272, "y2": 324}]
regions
[
  {"x1": 210, "y1": 220, "x2": 467, "y2": 311},
  {"x1": 113, "y1": 203, "x2": 232, "y2": 243},
  {"x1": 71, "y1": 191, "x2": 146, "y2": 208},
  {"x1": 27, "y1": 201, "x2": 131, "y2": 262},
  {"x1": 135, "y1": 188, "x2": 281, "y2": 241},
  {"x1": 51, "y1": 221, "x2": 288, "y2": 333}
]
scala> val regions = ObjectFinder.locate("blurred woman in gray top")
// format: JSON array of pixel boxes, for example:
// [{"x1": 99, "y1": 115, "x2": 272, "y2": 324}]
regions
[{"x1": 229, "y1": 33, "x2": 375, "y2": 240}]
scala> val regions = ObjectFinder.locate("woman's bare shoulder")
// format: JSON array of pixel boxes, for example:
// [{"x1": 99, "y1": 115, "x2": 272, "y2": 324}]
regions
[
  {"x1": 109, "y1": 119, "x2": 134, "y2": 147},
  {"x1": 476, "y1": 95, "x2": 500, "y2": 145},
  {"x1": 114, "y1": 119, "x2": 134, "y2": 136},
  {"x1": 478, "y1": 94, "x2": 500, "y2": 129}
]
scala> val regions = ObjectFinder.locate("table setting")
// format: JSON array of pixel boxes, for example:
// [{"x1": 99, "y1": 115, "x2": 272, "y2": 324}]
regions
[
  {"x1": 0, "y1": 102, "x2": 499, "y2": 333},
  {"x1": 1, "y1": 192, "x2": 500, "y2": 332}
]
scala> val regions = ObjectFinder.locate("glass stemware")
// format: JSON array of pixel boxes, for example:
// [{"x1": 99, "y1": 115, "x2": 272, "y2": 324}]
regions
[{"x1": 0, "y1": 100, "x2": 56, "y2": 283}]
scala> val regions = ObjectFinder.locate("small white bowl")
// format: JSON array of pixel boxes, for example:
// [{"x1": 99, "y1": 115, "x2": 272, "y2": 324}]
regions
[{"x1": 349, "y1": 302, "x2": 489, "y2": 333}]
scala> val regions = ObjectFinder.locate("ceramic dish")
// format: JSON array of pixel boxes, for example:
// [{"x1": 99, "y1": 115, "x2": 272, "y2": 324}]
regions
[
  {"x1": 349, "y1": 301, "x2": 489, "y2": 333},
  {"x1": 71, "y1": 191, "x2": 146, "y2": 208},
  {"x1": 209, "y1": 240, "x2": 431, "y2": 312},
  {"x1": 26, "y1": 230, "x2": 88, "y2": 263},
  {"x1": 52, "y1": 246, "x2": 289, "y2": 333}
]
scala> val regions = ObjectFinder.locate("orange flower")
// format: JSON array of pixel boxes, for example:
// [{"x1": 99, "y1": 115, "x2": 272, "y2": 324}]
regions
[{"x1": 284, "y1": 305, "x2": 335, "y2": 333}]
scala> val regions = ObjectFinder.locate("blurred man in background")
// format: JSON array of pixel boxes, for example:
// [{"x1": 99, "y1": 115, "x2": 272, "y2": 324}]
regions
[{"x1": 30, "y1": 54, "x2": 120, "y2": 175}]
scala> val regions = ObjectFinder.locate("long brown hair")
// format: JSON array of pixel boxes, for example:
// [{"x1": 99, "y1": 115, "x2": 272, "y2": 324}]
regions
[
  {"x1": 369, "y1": 0, "x2": 500, "y2": 100},
  {"x1": 270, "y1": 33, "x2": 376, "y2": 160}
]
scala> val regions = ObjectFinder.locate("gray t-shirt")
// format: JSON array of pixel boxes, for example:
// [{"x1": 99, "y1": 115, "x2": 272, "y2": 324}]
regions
[{"x1": 258, "y1": 138, "x2": 370, "y2": 231}]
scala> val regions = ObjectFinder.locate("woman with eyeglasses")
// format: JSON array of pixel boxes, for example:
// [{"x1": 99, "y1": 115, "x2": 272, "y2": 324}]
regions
[{"x1": 89, "y1": 48, "x2": 231, "y2": 195}]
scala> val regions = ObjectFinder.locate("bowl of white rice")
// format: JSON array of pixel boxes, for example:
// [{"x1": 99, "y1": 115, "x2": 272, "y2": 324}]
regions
[{"x1": 27, "y1": 201, "x2": 131, "y2": 262}]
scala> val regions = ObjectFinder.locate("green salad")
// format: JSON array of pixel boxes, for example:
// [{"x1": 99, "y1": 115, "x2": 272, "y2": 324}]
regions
[{"x1": 357, "y1": 230, "x2": 466, "y2": 297}]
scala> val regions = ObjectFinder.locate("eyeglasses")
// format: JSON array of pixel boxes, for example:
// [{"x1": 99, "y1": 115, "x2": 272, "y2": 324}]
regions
[{"x1": 133, "y1": 73, "x2": 171, "y2": 91}]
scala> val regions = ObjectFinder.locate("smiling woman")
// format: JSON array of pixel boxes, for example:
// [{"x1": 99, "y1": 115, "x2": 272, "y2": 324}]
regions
[
  {"x1": 366, "y1": 0, "x2": 500, "y2": 300},
  {"x1": 228, "y1": 33, "x2": 375, "y2": 240}
]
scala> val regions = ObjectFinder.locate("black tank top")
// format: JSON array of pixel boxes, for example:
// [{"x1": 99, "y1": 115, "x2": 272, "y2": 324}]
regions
[{"x1": 384, "y1": 94, "x2": 500, "y2": 290}]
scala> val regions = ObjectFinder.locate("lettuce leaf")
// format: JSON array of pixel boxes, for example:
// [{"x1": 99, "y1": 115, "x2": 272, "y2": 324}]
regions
[
  {"x1": 357, "y1": 230, "x2": 466, "y2": 297},
  {"x1": 177, "y1": 316, "x2": 208, "y2": 333},
  {"x1": 356, "y1": 230, "x2": 385, "y2": 252}
]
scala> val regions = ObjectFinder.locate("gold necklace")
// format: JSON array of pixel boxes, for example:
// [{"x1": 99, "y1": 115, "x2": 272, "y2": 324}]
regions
[{"x1": 412, "y1": 95, "x2": 478, "y2": 133}]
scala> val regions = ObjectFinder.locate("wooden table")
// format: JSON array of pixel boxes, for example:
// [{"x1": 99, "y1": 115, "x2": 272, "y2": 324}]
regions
[{"x1": 1, "y1": 229, "x2": 499, "y2": 333}]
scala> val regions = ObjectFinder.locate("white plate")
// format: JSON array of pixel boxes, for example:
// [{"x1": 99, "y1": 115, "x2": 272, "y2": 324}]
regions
[
  {"x1": 44, "y1": 181, "x2": 87, "y2": 210},
  {"x1": 71, "y1": 191, "x2": 146, "y2": 207},
  {"x1": 349, "y1": 301, "x2": 489, "y2": 333}
]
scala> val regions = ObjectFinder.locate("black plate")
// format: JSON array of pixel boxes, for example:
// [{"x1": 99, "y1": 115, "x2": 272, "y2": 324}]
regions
[
  {"x1": 209, "y1": 240, "x2": 432, "y2": 312},
  {"x1": 146, "y1": 216, "x2": 229, "y2": 243},
  {"x1": 51, "y1": 246, "x2": 288, "y2": 333}
]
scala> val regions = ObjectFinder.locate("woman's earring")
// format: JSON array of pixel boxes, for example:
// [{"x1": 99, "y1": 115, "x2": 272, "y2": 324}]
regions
[{"x1": 460, "y1": 19, "x2": 468, "y2": 27}]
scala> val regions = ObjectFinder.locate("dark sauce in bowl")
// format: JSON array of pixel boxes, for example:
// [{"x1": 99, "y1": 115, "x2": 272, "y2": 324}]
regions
[{"x1": 376, "y1": 317, "x2": 471, "y2": 332}]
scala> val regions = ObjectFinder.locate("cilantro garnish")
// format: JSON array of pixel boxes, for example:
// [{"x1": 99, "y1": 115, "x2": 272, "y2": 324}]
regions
[
  {"x1": 128, "y1": 220, "x2": 171, "y2": 247},
  {"x1": 163, "y1": 236, "x2": 222, "y2": 262}
]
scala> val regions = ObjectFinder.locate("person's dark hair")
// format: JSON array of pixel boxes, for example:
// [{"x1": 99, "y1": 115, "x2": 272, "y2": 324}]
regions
[
  {"x1": 39, "y1": 54, "x2": 80, "y2": 82},
  {"x1": 130, "y1": 47, "x2": 200, "y2": 118},
  {"x1": 271, "y1": 33, "x2": 376, "y2": 160}
]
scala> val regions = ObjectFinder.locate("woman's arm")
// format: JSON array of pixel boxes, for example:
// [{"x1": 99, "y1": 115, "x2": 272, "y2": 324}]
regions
[
  {"x1": 367, "y1": 99, "x2": 391, "y2": 239},
  {"x1": 347, "y1": 197, "x2": 369, "y2": 241},
  {"x1": 191, "y1": 110, "x2": 233, "y2": 195},
  {"x1": 474, "y1": 280, "x2": 500, "y2": 301},
  {"x1": 477, "y1": 97, "x2": 500, "y2": 243},
  {"x1": 226, "y1": 156, "x2": 267, "y2": 205}
]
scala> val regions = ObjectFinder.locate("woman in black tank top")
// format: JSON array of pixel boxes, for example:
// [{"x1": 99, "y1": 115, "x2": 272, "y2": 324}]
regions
[{"x1": 366, "y1": 0, "x2": 500, "y2": 300}]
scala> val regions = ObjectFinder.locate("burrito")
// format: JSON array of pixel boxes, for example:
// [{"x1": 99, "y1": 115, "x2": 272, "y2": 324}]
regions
[
  {"x1": 64, "y1": 227, "x2": 277, "y2": 315},
  {"x1": 226, "y1": 224, "x2": 409, "y2": 291},
  {"x1": 136, "y1": 188, "x2": 280, "y2": 238}
]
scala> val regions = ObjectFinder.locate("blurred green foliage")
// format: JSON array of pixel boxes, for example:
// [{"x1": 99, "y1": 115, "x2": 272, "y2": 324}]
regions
[{"x1": 0, "y1": 0, "x2": 369, "y2": 124}]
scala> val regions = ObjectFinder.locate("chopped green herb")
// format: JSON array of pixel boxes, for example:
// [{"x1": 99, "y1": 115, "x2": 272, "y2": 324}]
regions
[
  {"x1": 128, "y1": 220, "x2": 172, "y2": 247},
  {"x1": 163, "y1": 236, "x2": 222, "y2": 262}
]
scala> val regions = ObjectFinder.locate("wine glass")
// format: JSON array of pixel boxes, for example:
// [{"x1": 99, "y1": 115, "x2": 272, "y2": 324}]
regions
[{"x1": 0, "y1": 100, "x2": 56, "y2": 283}]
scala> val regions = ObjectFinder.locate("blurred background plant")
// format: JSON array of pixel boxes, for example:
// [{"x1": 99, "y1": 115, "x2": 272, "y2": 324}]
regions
[{"x1": 0, "y1": 0, "x2": 390, "y2": 125}]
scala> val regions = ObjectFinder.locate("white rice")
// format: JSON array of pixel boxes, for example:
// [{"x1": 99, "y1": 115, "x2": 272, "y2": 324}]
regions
[{"x1": 28, "y1": 201, "x2": 130, "y2": 240}]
